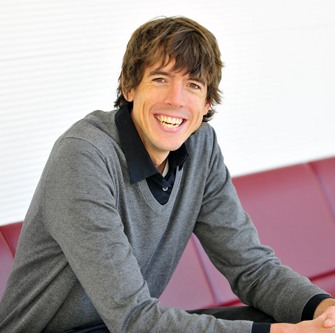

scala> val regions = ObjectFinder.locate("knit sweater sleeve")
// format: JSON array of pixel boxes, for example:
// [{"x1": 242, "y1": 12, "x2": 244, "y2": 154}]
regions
[
  {"x1": 193, "y1": 126, "x2": 327, "y2": 324},
  {"x1": 39, "y1": 135, "x2": 254, "y2": 333}
]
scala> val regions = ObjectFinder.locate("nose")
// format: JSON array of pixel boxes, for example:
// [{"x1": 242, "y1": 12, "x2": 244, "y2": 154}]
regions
[{"x1": 164, "y1": 82, "x2": 185, "y2": 108}]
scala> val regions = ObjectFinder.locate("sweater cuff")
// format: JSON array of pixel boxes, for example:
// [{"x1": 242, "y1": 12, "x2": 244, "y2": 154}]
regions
[
  {"x1": 301, "y1": 294, "x2": 334, "y2": 321},
  {"x1": 252, "y1": 323, "x2": 271, "y2": 333}
]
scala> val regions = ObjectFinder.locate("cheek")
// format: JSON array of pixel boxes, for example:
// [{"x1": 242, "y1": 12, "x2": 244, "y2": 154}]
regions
[
  {"x1": 188, "y1": 94, "x2": 209, "y2": 114},
  {"x1": 137, "y1": 100, "x2": 155, "y2": 128}
]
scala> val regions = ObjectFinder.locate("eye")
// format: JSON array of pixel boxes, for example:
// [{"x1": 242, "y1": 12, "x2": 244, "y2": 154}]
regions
[
  {"x1": 153, "y1": 78, "x2": 166, "y2": 83},
  {"x1": 189, "y1": 83, "x2": 200, "y2": 89}
]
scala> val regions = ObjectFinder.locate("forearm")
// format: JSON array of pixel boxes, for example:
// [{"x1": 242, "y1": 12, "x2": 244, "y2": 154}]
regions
[
  {"x1": 270, "y1": 323, "x2": 295, "y2": 333},
  {"x1": 270, "y1": 318, "x2": 335, "y2": 333}
]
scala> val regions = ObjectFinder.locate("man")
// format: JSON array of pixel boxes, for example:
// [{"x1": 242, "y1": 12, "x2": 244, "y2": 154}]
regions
[{"x1": 0, "y1": 16, "x2": 335, "y2": 333}]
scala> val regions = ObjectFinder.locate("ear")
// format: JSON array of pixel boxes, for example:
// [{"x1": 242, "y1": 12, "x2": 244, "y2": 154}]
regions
[
  {"x1": 121, "y1": 74, "x2": 134, "y2": 102},
  {"x1": 123, "y1": 89, "x2": 134, "y2": 102},
  {"x1": 203, "y1": 100, "x2": 211, "y2": 115}
]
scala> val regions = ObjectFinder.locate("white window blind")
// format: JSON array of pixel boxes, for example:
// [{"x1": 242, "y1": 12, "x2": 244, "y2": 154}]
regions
[{"x1": 1, "y1": 0, "x2": 335, "y2": 225}]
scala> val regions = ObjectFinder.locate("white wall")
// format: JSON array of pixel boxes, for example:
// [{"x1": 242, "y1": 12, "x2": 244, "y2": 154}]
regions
[{"x1": 1, "y1": 0, "x2": 335, "y2": 225}]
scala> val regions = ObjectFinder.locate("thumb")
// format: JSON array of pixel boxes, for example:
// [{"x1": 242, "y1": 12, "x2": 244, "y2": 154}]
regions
[{"x1": 322, "y1": 307, "x2": 335, "y2": 328}]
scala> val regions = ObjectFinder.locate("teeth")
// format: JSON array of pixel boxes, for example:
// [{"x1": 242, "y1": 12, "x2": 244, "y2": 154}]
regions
[{"x1": 156, "y1": 115, "x2": 183, "y2": 128}]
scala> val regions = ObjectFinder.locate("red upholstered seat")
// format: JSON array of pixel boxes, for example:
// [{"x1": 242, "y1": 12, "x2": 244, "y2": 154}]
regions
[
  {"x1": 0, "y1": 222, "x2": 23, "y2": 299},
  {"x1": 0, "y1": 231, "x2": 15, "y2": 299},
  {"x1": 310, "y1": 157, "x2": 335, "y2": 220},
  {"x1": 232, "y1": 163, "x2": 335, "y2": 296},
  {"x1": 231, "y1": 164, "x2": 335, "y2": 276},
  {"x1": 0, "y1": 221, "x2": 23, "y2": 255}
]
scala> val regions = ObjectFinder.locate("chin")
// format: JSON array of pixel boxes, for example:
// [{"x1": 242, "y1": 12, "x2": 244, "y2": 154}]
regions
[{"x1": 164, "y1": 144, "x2": 183, "y2": 152}]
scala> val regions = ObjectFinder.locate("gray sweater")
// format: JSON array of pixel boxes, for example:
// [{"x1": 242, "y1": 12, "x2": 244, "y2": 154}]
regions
[{"x1": 0, "y1": 111, "x2": 325, "y2": 332}]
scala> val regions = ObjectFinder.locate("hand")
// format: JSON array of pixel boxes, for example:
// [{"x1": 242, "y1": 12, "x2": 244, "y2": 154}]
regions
[
  {"x1": 271, "y1": 306, "x2": 335, "y2": 332},
  {"x1": 320, "y1": 306, "x2": 335, "y2": 329},
  {"x1": 313, "y1": 299, "x2": 335, "y2": 329},
  {"x1": 295, "y1": 306, "x2": 335, "y2": 332}
]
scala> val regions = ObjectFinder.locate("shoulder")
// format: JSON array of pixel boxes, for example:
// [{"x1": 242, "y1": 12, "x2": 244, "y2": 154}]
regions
[
  {"x1": 57, "y1": 110, "x2": 121, "y2": 155},
  {"x1": 44, "y1": 110, "x2": 127, "y2": 186},
  {"x1": 64, "y1": 110, "x2": 118, "y2": 142}
]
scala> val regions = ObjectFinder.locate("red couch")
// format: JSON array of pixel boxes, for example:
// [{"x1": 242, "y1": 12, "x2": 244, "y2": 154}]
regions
[
  {"x1": 0, "y1": 221, "x2": 22, "y2": 299},
  {"x1": 1, "y1": 157, "x2": 335, "y2": 310}
]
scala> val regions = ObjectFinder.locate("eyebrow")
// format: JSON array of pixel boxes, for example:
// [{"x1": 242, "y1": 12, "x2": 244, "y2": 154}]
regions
[
  {"x1": 148, "y1": 69, "x2": 172, "y2": 78},
  {"x1": 148, "y1": 69, "x2": 206, "y2": 87},
  {"x1": 189, "y1": 76, "x2": 206, "y2": 87}
]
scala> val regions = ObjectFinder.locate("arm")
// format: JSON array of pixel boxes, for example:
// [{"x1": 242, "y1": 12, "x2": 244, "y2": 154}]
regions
[{"x1": 193, "y1": 126, "x2": 331, "y2": 325}]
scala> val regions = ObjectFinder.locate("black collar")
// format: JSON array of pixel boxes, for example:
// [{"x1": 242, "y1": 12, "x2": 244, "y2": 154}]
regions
[{"x1": 115, "y1": 105, "x2": 188, "y2": 185}]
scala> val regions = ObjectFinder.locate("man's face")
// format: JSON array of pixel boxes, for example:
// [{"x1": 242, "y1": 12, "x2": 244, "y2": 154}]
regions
[{"x1": 125, "y1": 60, "x2": 211, "y2": 164}]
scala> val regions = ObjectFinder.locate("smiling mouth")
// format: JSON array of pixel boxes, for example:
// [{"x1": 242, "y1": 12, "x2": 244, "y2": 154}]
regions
[{"x1": 155, "y1": 115, "x2": 184, "y2": 128}]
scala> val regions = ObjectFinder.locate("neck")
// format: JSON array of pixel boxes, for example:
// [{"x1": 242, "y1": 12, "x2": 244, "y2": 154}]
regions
[
  {"x1": 152, "y1": 155, "x2": 168, "y2": 174},
  {"x1": 146, "y1": 149, "x2": 169, "y2": 174}
]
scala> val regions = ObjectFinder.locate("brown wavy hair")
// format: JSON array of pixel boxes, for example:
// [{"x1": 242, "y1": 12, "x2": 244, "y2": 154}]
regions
[{"x1": 114, "y1": 16, "x2": 223, "y2": 121}]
